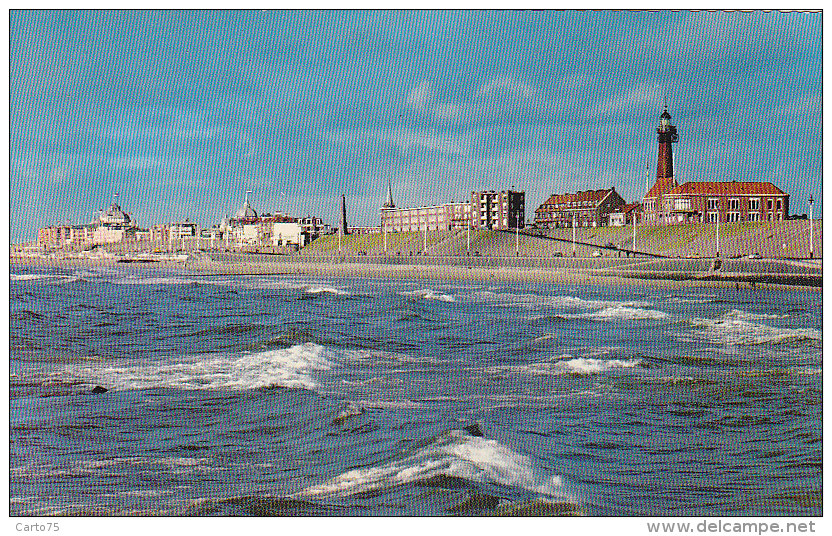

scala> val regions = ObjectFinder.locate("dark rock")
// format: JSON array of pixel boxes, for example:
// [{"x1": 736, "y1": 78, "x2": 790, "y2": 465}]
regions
[
  {"x1": 91, "y1": 385, "x2": 108, "y2": 394},
  {"x1": 463, "y1": 423, "x2": 484, "y2": 437}
]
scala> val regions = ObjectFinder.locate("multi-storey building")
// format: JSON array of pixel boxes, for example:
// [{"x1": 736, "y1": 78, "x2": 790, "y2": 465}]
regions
[
  {"x1": 38, "y1": 223, "x2": 96, "y2": 247},
  {"x1": 534, "y1": 188, "x2": 625, "y2": 228},
  {"x1": 380, "y1": 189, "x2": 523, "y2": 232},
  {"x1": 471, "y1": 190, "x2": 525, "y2": 230}
]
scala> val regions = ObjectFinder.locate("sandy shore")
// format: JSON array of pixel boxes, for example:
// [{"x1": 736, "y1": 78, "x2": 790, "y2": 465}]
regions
[{"x1": 10, "y1": 256, "x2": 821, "y2": 292}]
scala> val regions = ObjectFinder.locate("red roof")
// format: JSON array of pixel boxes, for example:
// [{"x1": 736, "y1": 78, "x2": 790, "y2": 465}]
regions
[
  {"x1": 611, "y1": 203, "x2": 641, "y2": 214},
  {"x1": 644, "y1": 177, "x2": 677, "y2": 200},
  {"x1": 537, "y1": 189, "x2": 614, "y2": 210},
  {"x1": 668, "y1": 181, "x2": 787, "y2": 196}
]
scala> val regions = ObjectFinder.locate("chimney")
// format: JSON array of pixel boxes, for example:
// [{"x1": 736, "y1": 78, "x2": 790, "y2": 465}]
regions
[{"x1": 340, "y1": 194, "x2": 349, "y2": 235}]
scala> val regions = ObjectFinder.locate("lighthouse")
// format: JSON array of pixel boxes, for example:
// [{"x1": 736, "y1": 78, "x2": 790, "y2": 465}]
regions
[
  {"x1": 642, "y1": 105, "x2": 679, "y2": 224},
  {"x1": 657, "y1": 107, "x2": 678, "y2": 180}
]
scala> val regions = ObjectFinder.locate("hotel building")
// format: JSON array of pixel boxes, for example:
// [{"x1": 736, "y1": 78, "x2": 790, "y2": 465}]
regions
[
  {"x1": 534, "y1": 188, "x2": 625, "y2": 228},
  {"x1": 380, "y1": 182, "x2": 524, "y2": 232}
]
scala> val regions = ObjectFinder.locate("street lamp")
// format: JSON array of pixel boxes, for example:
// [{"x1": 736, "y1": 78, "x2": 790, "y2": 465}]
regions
[
  {"x1": 572, "y1": 212, "x2": 577, "y2": 256},
  {"x1": 809, "y1": 195, "x2": 814, "y2": 259}
]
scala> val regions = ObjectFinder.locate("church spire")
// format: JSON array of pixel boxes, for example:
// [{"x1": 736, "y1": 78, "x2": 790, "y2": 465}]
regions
[{"x1": 383, "y1": 176, "x2": 395, "y2": 208}]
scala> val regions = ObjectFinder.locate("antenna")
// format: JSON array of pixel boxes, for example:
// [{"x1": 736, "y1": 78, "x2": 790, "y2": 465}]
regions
[{"x1": 245, "y1": 190, "x2": 252, "y2": 205}]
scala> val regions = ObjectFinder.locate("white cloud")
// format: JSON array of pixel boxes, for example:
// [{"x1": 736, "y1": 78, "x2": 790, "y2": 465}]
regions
[
  {"x1": 407, "y1": 80, "x2": 433, "y2": 108},
  {"x1": 598, "y1": 83, "x2": 662, "y2": 115},
  {"x1": 479, "y1": 77, "x2": 535, "y2": 98},
  {"x1": 318, "y1": 127, "x2": 473, "y2": 157}
]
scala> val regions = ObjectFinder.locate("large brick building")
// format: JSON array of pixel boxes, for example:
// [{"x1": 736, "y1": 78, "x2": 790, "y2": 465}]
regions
[
  {"x1": 662, "y1": 182, "x2": 789, "y2": 224},
  {"x1": 643, "y1": 106, "x2": 790, "y2": 225},
  {"x1": 534, "y1": 188, "x2": 625, "y2": 228},
  {"x1": 380, "y1": 189, "x2": 524, "y2": 232}
]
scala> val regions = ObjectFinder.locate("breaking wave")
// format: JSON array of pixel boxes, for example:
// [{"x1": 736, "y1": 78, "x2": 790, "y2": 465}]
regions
[
  {"x1": 44, "y1": 343, "x2": 336, "y2": 392},
  {"x1": 561, "y1": 306, "x2": 668, "y2": 321},
  {"x1": 691, "y1": 312, "x2": 821, "y2": 346},
  {"x1": 400, "y1": 289, "x2": 456, "y2": 302},
  {"x1": 472, "y1": 291, "x2": 651, "y2": 309},
  {"x1": 489, "y1": 358, "x2": 643, "y2": 376},
  {"x1": 294, "y1": 427, "x2": 573, "y2": 503}
]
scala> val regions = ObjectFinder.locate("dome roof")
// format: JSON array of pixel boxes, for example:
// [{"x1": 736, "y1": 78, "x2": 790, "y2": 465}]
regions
[
  {"x1": 234, "y1": 200, "x2": 257, "y2": 220},
  {"x1": 660, "y1": 109, "x2": 671, "y2": 120},
  {"x1": 99, "y1": 203, "x2": 131, "y2": 225}
]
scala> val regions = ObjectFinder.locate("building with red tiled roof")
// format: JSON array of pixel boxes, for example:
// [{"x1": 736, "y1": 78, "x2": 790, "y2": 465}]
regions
[
  {"x1": 643, "y1": 107, "x2": 790, "y2": 225},
  {"x1": 534, "y1": 188, "x2": 625, "y2": 228},
  {"x1": 608, "y1": 203, "x2": 642, "y2": 226},
  {"x1": 661, "y1": 181, "x2": 789, "y2": 224}
]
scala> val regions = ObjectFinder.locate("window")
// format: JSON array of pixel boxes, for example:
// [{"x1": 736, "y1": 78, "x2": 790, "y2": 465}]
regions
[
  {"x1": 749, "y1": 198, "x2": 759, "y2": 210},
  {"x1": 748, "y1": 213, "x2": 759, "y2": 222},
  {"x1": 729, "y1": 198, "x2": 740, "y2": 210},
  {"x1": 767, "y1": 199, "x2": 773, "y2": 210},
  {"x1": 726, "y1": 212, "x2": 741, "y2": 222},
  {"x1": 707, "y1": 198, "x2": 719, "y2": 210},
  {"x1": 777, "y1": 199, "x2": 782, "y2": 210},
  {"x1": 674, "y1": 199, "x2": 691, "y2": 210},
  {"x1": 708, "y1": 212, "x2": 719, "y2": 223}
]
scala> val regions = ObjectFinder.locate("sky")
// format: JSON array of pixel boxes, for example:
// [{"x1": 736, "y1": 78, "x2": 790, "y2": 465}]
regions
[{"x1": 9, "y1": 10, "x2": 822, "y2": 242}]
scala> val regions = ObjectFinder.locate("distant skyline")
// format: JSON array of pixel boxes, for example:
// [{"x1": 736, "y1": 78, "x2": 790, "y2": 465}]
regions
[{"x1": 10, "y1": 10, "x2": 822, "y2": 242}]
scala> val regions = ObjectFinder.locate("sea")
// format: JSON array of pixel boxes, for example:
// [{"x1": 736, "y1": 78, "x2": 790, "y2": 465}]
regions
[{"x1": 9, "y1": 265, "x2": 823, "y2": 516}]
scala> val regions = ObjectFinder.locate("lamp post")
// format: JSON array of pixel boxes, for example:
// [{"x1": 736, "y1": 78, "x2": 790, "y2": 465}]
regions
[
  {"x1": 424, "y1": 225, "x2": 428, "y2": 255},
  {"x1": 633, "y1": 211, "x2": 637, "y2": 256},
  {"x1": 809, "y1": 195, "x2": 814, "y2": 259},
  {"x1": 467, "y1": 224, "x2": 470, "y2": 255},
  {"x1": 513, "y1": 187, "x2": 519, "y2": 257},
  {"x1": 572, "y1": 212, "x2": 577, "y2": 256},
  {"x1": 715, "y1": 209, "x2": 720, "y2": 258}
]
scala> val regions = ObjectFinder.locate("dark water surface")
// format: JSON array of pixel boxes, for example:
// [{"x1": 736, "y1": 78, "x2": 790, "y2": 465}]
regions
[{"x1": 9, "y1": 266, "x2": 822, "y2": 516}]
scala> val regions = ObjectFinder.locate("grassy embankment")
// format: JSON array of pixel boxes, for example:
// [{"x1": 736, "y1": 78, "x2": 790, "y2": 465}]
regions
[{"x1": 302, "y1": 221, "x2": 822, "y2": 259}]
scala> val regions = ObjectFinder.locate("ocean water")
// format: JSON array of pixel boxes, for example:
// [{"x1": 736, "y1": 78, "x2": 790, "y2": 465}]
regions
[{"x1": 9, "y1": 265, "x2": 822, "y2": 516}]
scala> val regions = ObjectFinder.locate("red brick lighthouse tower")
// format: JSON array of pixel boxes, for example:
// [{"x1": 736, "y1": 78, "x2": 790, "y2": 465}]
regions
[{"x1": 643, "y1": 105, "x2": 679, "y2": 224}]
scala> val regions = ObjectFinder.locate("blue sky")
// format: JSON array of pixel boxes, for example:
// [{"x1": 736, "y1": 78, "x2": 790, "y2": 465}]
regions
[{"x1": 10, "y1": 10, "x2": 821, "y2": 241}]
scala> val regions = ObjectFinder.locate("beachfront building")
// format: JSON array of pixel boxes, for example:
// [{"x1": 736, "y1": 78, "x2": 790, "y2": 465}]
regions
[
  {"x1": 471, "y1": 190, "x2": 525, "y2": 230},
  {"x1": 92, "y1": 201, "x2": 139, "y2": 245},
  {"x1": 608, "y1": 203, "x2": 642, "y2": 226},
  {"x1": 533, "y1": 188, "x2": 625, "y2": 228},
  {"x1": 39, "y1": 198, "x2": 141, "y2": 248},
  {"x1": 217, "y1": 192, "x2": 327, "y2": 249},
  {"x1": 380, "y1": 185, "x2": 523, "y2": 232},
  {"x1": 661, "y1": 182, "x2": 789, "y2": 224},
  {"x1": 38, "y1": 223, "x2": 96, "y2": 247},
  {"x1": 643, "y1": 106, "x2": 791, "y2": 225}
]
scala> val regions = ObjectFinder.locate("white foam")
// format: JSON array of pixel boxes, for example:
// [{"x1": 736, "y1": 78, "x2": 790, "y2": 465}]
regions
[
  {"x1": 110, "y1": 276, "x2": 201, "y2": 286},
  {"x1": 723, "y1": 309, "x2": 788, "y2": 321},
  {"x1": 690, "y1": 313, "x2": 822, "y2": 346},
  {"x1": 400, "y1": 289, "x2": 456, "y2": 302},
  {"x1": 490, "y1": 358, "x2": 642, "y2": 376},
  {"x1": 562, "y1": 306, "x2": 668, "y2": 321},
  {"x1": 53, "y1": 343, "x2": 335, "y2": 392},
  {"x1": 305, "y1": 285, "x2": 350, "y2": 296},
  {"x1": 10, "y1": 274, "x2": 53, "y2": 281},
  {"x1": 471, "y1": 291, "x2": 651, "y2": 310},
  {"x1": 295, "y1": 429, "x2": 570, "y2": 501}
]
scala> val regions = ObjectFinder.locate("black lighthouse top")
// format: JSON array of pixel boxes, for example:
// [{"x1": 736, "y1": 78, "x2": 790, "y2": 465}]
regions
[{"x1": 657, "y1": 108, "x2": 678, "y2": 142}]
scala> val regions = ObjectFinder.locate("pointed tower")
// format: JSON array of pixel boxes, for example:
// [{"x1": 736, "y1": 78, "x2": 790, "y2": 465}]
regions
[
  {"x1": 643, "y1": 105, "x2": 679, "y2": 224},
  {"x1": 383, "y1": 177, "x2": 395, "y2": 209}
]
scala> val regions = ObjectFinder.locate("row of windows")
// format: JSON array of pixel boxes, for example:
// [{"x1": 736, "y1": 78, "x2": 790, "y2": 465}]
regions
[{"x1": 707, "y1": 212, "x2": 783, "y2": 222}]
